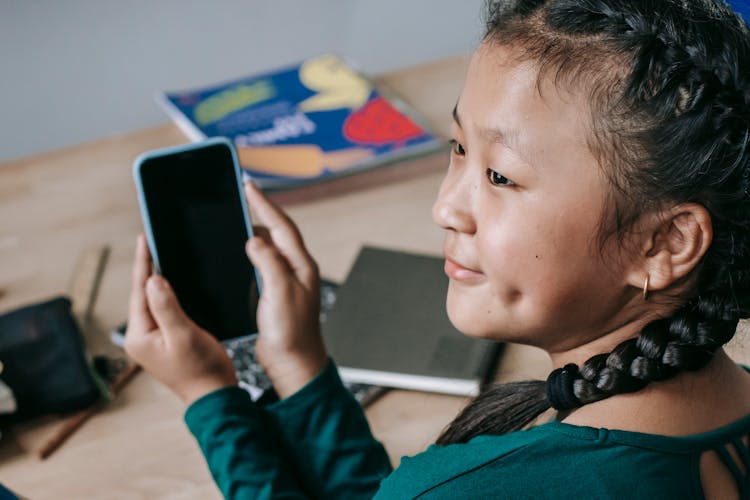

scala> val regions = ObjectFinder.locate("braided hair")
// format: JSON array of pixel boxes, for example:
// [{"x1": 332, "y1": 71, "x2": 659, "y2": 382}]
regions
[{"x1": 437, "y1": 0, "x2": 750, "y2": 445}]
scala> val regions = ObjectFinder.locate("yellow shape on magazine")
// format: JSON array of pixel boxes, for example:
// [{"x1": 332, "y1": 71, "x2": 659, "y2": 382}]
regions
[
  {"x1": 237, "y1": 144, "x2": 373, "y2": 178},
  {"x1": 298, "y1": 55, "x2": 372, "y2": 112}
]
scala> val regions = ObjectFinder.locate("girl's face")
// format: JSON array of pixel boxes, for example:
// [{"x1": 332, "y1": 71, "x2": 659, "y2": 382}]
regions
[{"x1": 434, "y1": 44, "x2": 639, "y2": 353}]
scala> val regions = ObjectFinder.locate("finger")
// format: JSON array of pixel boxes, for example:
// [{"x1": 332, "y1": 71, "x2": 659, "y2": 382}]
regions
[
  {"x1": 244, "y1": 182, "x2": 316, "y2": 282},
  {"x1": 124, "y1": 319, "x2": 159, "y2": 363},
  {"x1": 243, "y1": 181, "x2": 290, "y2": 228},
  {"x1": 246, "y1": 235, "x2": 296, "y2": 297},
  {"x1": 128, "y1": 235, "x2": 156, "y2": 331},
  {"x1": 248, "y1": 225, "x2": 303, "y2": 287},
  {"x1": 145, "y1": 275, "x2": 195, "y2": 338}
]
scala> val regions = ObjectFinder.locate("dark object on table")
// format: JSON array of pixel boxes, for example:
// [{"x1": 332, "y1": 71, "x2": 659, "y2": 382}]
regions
[{"x1": 0, "y1": 297, "x2": 101, "y2": 423}]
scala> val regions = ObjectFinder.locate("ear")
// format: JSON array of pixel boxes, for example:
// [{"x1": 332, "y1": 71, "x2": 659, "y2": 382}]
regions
[{"x1": 626, "y1": 203, "x2": 713, "y2": 293}]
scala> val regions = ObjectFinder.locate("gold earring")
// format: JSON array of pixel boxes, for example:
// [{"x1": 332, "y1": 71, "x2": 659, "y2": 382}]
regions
[{"x1": 642, "y1": 275, "x2": 650, "y2": 301}]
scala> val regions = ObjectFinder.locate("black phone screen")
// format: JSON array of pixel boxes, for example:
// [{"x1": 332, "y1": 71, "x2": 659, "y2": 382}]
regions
[{"x1": 139, "y1": 142, "x2": 258, "y2": 340}]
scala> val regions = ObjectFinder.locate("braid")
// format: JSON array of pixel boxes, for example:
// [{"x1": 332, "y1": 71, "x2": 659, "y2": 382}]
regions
[
  {"x1": 438, "y1": 297, "x2": 742, "y2": 444},
  {"x1": 571, "y1": 297, "x2": 740, "y2": 406},
  {"x1": 437, "y1": 0, "x2": 750, "y2": 446}
]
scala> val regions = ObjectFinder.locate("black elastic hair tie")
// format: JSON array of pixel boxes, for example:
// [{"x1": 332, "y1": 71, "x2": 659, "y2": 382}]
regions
[{"x1": 546, "y1": 363, "x2": 583, "y2": 411}]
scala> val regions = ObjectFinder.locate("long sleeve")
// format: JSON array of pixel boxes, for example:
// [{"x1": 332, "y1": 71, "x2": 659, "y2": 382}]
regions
[
  {"x1": 185, "y1": 386, "x2": 310, "y2": 499},
  {"x1": 262, "y1": 360, "x2": 393, "y2": 499},
  {"x1": 185, "y1": 360, "x2": 392, "y2": 499}
]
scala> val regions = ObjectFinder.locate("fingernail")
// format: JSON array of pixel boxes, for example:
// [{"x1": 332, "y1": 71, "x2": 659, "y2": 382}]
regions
[{"x1": 147, "y1": 275, "x2": 166, "y2": 293}]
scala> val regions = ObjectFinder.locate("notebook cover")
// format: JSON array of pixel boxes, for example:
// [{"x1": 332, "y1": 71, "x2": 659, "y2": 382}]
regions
[{"x1": 322, "y1": 246, "x2": 502, "y2": 396}]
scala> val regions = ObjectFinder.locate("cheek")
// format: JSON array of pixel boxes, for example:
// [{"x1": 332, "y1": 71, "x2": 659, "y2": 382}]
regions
[
  {"x1": 464, "y1": 208, "x2": 606, "y2": 336},
  {"x1": 484, "y1": 199, "x2": 602, "y2": 280},
  {"x1": 479, "y1": 217, "x2": 557, "y2": 290},
  {"x1": 445, "y1": 278, "x2": 538, "y2": 342}
]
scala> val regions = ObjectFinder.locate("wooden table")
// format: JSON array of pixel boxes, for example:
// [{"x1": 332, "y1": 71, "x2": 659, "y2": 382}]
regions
[{"x1": 1, "y1": 55, "x2": 747, "y2": 499}]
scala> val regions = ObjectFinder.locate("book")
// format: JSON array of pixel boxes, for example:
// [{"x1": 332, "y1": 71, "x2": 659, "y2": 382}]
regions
[
  {"x1": 322, "y1": 246, "x2": 502, "y2": 396},
  {"x1": 110, "y1": 279, "x2": 388, "y2": 407},
  {"x1": 157, "y1": 54, "x2": 442, "y2": 190}
]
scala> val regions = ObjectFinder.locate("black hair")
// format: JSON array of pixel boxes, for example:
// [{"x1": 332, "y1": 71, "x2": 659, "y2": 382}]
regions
[{"x1": 437, "y1": 0, "x2": 750, "y2": 445}]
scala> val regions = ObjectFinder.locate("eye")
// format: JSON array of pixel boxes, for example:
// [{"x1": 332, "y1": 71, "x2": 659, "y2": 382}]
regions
[
  {"x1": 486, "y1": 168, "x2": 515, "y2": 187},
  {"x1": 449, "y1": 139, "x2": 466, "y2": 157}
]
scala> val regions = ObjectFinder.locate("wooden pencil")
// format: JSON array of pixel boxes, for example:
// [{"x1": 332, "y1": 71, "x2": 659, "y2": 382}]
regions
[{"x1": 37, "y1": 363, "x2": 141, "y2": 460}]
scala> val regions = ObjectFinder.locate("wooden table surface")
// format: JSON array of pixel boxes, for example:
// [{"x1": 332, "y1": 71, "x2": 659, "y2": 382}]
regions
[{"x1": 0, "y1": 54, "x2": 747, "y2": 499}]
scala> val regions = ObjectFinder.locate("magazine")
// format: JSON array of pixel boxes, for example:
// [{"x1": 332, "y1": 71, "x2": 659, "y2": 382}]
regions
[{"x1": 158, "y1": 54, "x2": 442, "y2": 190}]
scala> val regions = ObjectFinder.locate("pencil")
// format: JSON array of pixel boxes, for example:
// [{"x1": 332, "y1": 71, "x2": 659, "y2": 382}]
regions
[{"x1": 37, "y1": 363, "x2": 141, "y2": 460}]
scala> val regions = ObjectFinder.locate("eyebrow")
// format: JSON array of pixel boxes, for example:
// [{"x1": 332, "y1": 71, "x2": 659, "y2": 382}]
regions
[{"x1": 452, "y1": 103, "x2": 535, "y2": 166}]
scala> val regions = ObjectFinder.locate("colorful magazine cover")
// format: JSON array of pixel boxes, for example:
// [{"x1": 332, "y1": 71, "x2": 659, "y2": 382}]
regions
[{"x1": 158, "y1": 54, "x2": 442, "y2": 189}]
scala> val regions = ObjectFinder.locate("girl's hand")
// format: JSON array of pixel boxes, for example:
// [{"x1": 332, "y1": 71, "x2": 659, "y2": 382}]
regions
[
  {"x1": 243, "y1": 182, "x2": 328, "y2": 398},
  {"x1": 124, "y1": 235, "x2": 238, "y2": 406}
]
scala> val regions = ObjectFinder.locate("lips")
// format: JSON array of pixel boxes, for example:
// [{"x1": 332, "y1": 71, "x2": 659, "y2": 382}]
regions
[{"x1": 444, "y1": 256, "x2": 484, "y2": 282}]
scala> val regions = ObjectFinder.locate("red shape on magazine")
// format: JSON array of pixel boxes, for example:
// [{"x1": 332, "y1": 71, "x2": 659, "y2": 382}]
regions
[{"x1": 344, "y1": 97, "x2": 424, "y2": 146}]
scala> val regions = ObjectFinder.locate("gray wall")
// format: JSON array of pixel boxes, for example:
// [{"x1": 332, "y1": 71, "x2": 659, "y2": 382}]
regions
[{"x1": 0, "y1": 1, "x2": 483, "y2": 162}]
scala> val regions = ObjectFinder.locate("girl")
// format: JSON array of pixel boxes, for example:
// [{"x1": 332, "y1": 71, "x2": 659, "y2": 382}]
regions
[{"x1": 125, "y1": 0, "x2": 750, "y2": 498}]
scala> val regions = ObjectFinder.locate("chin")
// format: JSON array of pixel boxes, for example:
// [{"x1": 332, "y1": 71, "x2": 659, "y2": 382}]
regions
[
  {"x1": 445, "y1": 281, "x2": 534, "y2": 343},
  {"x1": 445, "y1": 285, "x2": 498, "y2": 340}
]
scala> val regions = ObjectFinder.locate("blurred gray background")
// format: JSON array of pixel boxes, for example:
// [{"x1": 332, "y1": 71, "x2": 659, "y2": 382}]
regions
[{"x1": 0, "y1": 0, "x2": 484, "y2": 163}]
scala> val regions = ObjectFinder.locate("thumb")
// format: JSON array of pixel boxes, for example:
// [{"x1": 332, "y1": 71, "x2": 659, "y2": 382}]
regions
[{"x1": 146, "y1": 275, "x2": 194, "y2": 333}]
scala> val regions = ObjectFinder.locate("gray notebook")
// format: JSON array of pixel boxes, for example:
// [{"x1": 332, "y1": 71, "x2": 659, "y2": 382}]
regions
[{"x1": 322, "y1": 246, "x2": 502, "y2": 396}]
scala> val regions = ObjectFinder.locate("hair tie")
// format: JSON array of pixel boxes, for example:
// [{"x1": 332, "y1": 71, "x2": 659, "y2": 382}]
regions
[{"x1": 546, "y1": 363, "x2": 583, "y2": 411}]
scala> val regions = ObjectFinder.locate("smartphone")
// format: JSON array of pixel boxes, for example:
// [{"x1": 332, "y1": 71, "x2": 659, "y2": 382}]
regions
[{"x1": 133, "y1": 137, "x2": 259, "y2": 340}]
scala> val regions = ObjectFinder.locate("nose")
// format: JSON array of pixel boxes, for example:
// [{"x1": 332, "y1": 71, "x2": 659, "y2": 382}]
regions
[{"x1": 431, "y1": 166, "x2": 477, "y2": 235}]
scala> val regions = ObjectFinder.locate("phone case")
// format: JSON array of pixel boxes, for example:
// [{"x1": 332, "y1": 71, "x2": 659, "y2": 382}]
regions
[{"x1": 132, "y1": 137, "x2": 256, "y2": 283}]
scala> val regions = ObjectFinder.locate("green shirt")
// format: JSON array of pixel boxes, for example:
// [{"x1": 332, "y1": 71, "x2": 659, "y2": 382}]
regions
[{"x1": 185, "y1": 361, "x2": 750, "y2": 499}]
